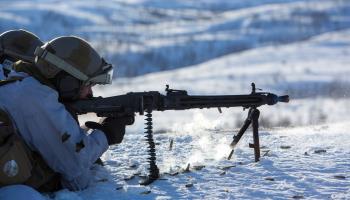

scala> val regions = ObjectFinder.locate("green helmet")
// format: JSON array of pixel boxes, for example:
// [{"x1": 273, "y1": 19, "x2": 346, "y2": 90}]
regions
[
  {"x1": 0, "y1": 29, "x2": 43, "y2": 76},
  {"x1": 0, "y1": 29, "x2": 43, "y2": 64},
  {"x1": 34, "y1": 36, "x2": 113, "y2": 85}
]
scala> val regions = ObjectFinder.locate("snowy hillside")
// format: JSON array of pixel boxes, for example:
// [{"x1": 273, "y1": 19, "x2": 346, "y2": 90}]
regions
[
  {"x1": 92, "y1": 29, "x2": 350, "y2": 129},
  {"x1": 1, "y1": 0, "x2": 349, "y2": 76}
]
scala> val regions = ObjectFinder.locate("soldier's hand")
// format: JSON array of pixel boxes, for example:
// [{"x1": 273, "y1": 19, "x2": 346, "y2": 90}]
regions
[{"x1": 85, "y1": 115, "x2": 134, "y2": 145}]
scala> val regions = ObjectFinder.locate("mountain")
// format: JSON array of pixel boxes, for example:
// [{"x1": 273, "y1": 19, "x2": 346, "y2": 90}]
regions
[{"x1": 1, "y1": 0, "x2": 349, "y2": 76}]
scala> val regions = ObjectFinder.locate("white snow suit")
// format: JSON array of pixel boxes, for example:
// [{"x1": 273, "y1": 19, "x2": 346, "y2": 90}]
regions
[{"x1": 0, "y1": 72, "x2": 108, "y2": 190}]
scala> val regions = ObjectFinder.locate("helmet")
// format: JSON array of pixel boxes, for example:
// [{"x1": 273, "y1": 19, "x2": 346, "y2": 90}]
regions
[
  {"x1": 0, "y1": 29, "x2": 43, "y2": 64},
  {"x1": 34, "y1": 36, "x2": 113, "y2": 86}
]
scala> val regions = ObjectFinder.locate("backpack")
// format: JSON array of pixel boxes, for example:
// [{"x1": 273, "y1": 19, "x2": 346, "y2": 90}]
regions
[
  {"x1": 0, "y1": 78, "x2": 60, "y2": 192},
  {"x1": 0, "y1": 108, "x2": 33, "y2": 186}
]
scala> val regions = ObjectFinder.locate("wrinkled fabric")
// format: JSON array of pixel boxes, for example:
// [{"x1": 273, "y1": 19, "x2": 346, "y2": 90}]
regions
[
  {"x1": 0, "y1": 73, "x2": 108, "y2": 190},
  {"x1": 0, "y1": 185, "x2": 46, "y2": 200}
]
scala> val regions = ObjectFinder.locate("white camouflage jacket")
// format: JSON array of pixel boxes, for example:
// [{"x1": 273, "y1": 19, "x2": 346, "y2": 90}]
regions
[{"x1": 0, "y1": 72, "x2": 108, "y2": 190}]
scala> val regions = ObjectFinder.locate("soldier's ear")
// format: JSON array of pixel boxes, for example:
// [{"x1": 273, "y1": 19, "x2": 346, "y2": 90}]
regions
[{"x1": 53, "y1": 72, "x2": 81, "y2": 101}]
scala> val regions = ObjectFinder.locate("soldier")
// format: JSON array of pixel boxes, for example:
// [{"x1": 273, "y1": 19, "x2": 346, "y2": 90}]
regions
[
  {"x1": 0, "y1": 35, "x2": 133, "y2": 195},
  {"x1": 0, "y1": 29, "x2": 43, "y2": 79}
]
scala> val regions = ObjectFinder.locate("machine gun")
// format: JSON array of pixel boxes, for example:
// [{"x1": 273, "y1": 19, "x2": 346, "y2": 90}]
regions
[{"x1": 68, "y1": 83, "x2": 289, "y2": 185}]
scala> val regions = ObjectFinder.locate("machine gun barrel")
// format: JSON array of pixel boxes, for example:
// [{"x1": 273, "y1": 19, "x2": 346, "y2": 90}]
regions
[{"x1": 163, "y1": 93, "x2": 289, "y2": 111}]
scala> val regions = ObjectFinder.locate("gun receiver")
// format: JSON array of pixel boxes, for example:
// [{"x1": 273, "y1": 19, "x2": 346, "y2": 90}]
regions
[{"x1": 69, "y1": 83, "x2": 289, "y2": 185}]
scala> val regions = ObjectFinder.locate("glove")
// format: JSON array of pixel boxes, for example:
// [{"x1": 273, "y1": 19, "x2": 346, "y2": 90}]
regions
[{"x1": 85, "y1": 115, "x2": 134, "y2": 145}]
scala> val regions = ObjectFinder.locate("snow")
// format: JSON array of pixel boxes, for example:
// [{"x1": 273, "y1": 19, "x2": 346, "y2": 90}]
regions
[
  {"x1": 1, "y1": 0, "x2": 350, "y2": 199},
  {"x1": 49, "y1": 122, "x2": 350, "y2": 200}
]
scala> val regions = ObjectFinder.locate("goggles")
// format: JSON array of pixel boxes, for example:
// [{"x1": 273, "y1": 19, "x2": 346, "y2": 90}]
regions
[
  {"x1": 84, "y1": 58, "x2": 113, "y2": 86},
  {"x1": 34, "y1": 46, "x2": 113, "y2": 85}
]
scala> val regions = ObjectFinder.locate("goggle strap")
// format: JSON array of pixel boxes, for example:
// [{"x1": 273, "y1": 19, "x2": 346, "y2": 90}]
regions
[
  {"x1": 34, "y1": 47, "x2": 89, "y2": 81},
  {"x1": 2, "y1": 48, "x2": 35, "y2": 63}
]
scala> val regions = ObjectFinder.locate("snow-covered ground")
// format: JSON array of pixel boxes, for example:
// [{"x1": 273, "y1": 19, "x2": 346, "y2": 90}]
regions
[{"x1": 51, "y1": 122, "x2": 349, "y2": 200}]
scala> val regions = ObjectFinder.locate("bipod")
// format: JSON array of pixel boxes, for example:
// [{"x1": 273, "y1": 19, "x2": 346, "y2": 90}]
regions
[
  {"x1": 228, "y1": 83, "x2": 261, "y2": 162},
  {"x1": 249, "y1": 108, "x2": 260, "y2": 162}
]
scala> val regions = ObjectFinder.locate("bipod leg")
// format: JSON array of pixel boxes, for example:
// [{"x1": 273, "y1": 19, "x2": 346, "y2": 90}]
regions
[
  {"x1": 248, "y1": 108, "x2": 261, "y2": 162},
  {"x1": 228, "y1": 109, "x2": 253, "y2": 160}
]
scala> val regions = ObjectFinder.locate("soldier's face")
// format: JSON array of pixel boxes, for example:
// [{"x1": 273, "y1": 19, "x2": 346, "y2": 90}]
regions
[{"x1": 79, "y1": 85, "x2": 93, "y2": 99}]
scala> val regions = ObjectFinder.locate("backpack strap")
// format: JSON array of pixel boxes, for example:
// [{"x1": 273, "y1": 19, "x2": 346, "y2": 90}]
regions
[
  {"x1": 0, "y1": 109, "x2": 13, "y2": 144},
  {"x1": 0, "y1": 76, "x2": 24, "y2": 87},
  {"x1": 0, "y1": 109, "x2": 11, "y2": 125}
]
